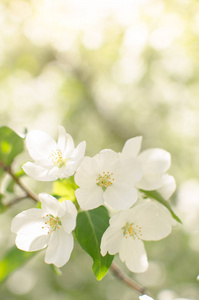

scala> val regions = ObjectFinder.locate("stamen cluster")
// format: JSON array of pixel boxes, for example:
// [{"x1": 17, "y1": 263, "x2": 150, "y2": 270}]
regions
[
  {"x1": 96, "y1": 171, "x2": 114, "y2": 191},
  {"x1": 122, "y1": 222, "x2": 142, "y2": 239},
  {"x1": 42, "y1": 214, "x2": 61, "y2": 234},
  {"x1": 49, "y1": 149, "x2": 66, "y2": 168}
]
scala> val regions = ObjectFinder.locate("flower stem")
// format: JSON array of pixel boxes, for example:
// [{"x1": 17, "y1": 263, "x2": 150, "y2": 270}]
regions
[
  {"x1": 5, "y1": 195, "x2": 28, "y2": 207},
  {"x1": 0, "y1": 160, "x2": 39, "y2": 202},
  {"x1": 110, "y1": 262, "x2": 150, "y2": 295}
]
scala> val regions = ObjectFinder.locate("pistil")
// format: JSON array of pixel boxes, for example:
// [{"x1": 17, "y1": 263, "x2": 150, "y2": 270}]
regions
[
  {"x1": 96, "y1": 171, "x2": 114, "y2": 191},
  {"x1": 49, "y1": 149, "x2": 66, "y2": 168},
  {"x1": 122, "y1": 222, "x2": 142, "y2": 239},
  {"x1": 42, "y1": 214, "x2": 62, "y2": 234}
]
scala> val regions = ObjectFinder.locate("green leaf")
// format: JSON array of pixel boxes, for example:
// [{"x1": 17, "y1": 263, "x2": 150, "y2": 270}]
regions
[
  {"x1": 0, "y1": 126, "x2": 24, "y2": 167},
  {"x1": 0, "y1": 247, "x2": 35, "y2": 282},
  {"x1": 75, "y1": 206, "x2": 114, "y2": 281},
  {"x1": 52, "y1": 176, "x2": 78, "y2": 203},
  {"x1": 140, "y1": 189, "x2": 182, "y2": 224}
]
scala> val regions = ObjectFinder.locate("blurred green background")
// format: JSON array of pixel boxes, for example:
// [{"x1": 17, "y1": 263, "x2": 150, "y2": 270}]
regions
[{"x1": 0, "y1": 0, "x2": 199, "y2": 299}]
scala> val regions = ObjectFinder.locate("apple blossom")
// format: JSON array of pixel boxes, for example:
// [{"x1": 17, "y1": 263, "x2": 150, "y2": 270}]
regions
[
  {"x1": 23, "y1": 126, "x2": 86, "y2": 181},
  {"x1": 121, "y1": 137, "x2": 176, "y2": 199},
  {"x1": 100, "y1": 201, "x2": 173, "y2": 273},
  {"x1": 139, "y1": 295, "x2": 154, "y2": 300},
  {"x1": 75, "y1": 149, "x2": 142, "y2": 210},
  {"x1": 11, "y1": 193, "x2": 77, "y2": 268}
]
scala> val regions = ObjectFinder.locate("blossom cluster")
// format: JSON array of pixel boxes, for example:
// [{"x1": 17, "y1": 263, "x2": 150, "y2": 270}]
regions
[{"x1": 12, "y1": 126, "x2": 176, "y2": 272}]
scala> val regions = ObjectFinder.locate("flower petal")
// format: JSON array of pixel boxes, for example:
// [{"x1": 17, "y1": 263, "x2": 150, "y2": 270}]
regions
[
  {"x1": 44, "y1": 229, "x2": 74, "y2": 267},
  {"x1": 59, "y1": 200, "x2": 77, "y2": 233},
  {"x1": 138, "y1": 148, "x2": 171, "y2": 174},
  {"x1": 122, "y1": 136, "x2": 142, "y2": 158},
  {"x1": 15, "y1": 232, "x2": 49, "y2": 252},
  {"x1": 75, "y1": 186, "x2": 104, "y2": 210},
  {"x1": 136, "y1": 173, "x2": 164, "y2": 190},
  {"x1": 132, "y1": 201, "x2": 172, "y2": 241},
  {"x1": 117, "y1": 157, "x2": 142, "y2": 185},
  {"x1": 71, "y1": 141, "x2": 86, "y2": 167},
  {"x1": 103, "y1": 184, "x2": 138, "y2": 210},
  {"x1": 23, "y1": 162, "x2": 58, "y2": 181},
  {"x1": 119, "y1": 238, "x2": 148, "y2": 273},
  {"x1": 157, "y1": 174, "x2": 176, "y2": 200},
  {"x1": 11, "y1": 208, "x2": 50, "y2": 251},
  {"x1": 39, "y1": 193, "x2": 60, "y2": 217},
  {"x1": 109, "y1": 209, "x2": 134, "y2": 229},
  {"x1": 57, "y1": 126, "x2": 74, "y2": 157},
  {"x1": 100, "y1": 226, "x2": 123, "y2": 256},
  {"x1": 139, "y1": 295, "x2": 154, "y2": 300},
  {"x1": 11, "y1": 208, "x2": 44, "y2": 234},
  {"x1": 95, "y1": 150, "x2": 119, "y2": 171},
  {"x1": 56, "y1": 163, "x2": 76, "y2": 179},
  {"x1": 75, "y1": 156, "x2": 99, "y2": 187},
  {"x1": 26, "y1": 130, "x2": 57, "y2": 161}
]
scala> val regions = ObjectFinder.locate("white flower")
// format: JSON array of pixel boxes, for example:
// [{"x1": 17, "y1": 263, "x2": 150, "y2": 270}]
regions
[
  {"x1": 100, "y1": 201, "x2": 173, "y2": 273},
  {"x1": 23, "y1": 126, "x2": 86, "y2": 181},
  {"x1": 75, "y1": 149, "x2": 142, "y2": 210},
  {"x1": 11, "y1": 193, "x2": 77, "y2": 268},
  {"x1": 139, "y1": 295, "x2": 154, "y2": 300},
  {"x1": 121, "y1": 137, "x2": 176, "y2": 199}
]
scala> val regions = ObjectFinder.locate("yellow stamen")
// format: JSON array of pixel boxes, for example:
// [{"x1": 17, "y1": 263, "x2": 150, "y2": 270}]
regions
[
  {"x1": 96, "y1": 171, "x2": 114, "y2": 191},
  {"x1": 49, "y1": 149, "x2": 66, "y2": 168}
]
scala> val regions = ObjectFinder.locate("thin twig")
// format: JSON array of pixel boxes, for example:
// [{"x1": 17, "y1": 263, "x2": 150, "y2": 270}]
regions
[
  {"x1": 110, "y1": 262, "x2": 149, "y2": 296},
  {"x1": 0, "y1": 160, "x2": 39, "y2": 202},
  {"x1": 5, "y1": 195, "x2": 28, "y2": 207}
]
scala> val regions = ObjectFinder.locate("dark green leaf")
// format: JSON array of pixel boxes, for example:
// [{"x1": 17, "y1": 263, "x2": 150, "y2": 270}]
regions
[
  {"x1": 0, "y1": 126, "x2": 24, "y2": 167},
  {"x1": 140, "y1": 189, "x2": 182, "y2": 224},
  {"x1": 75, "y1": 206, "x2": 114, "y2": 280},
  {"x1": 0, "y1": 247, "x2": 35, "y2": 282}
]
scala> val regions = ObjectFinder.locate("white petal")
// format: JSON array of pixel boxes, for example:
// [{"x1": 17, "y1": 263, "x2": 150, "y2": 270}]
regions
[
  {"x1": 15, "y1": 232, "x2": 49, "y2": 251},
  {"x1": 71, "y1": 141, "x2": 86, "y2": 168},
  {"x1": 100, "y1": 226, "x2": 123, "y2": 256},
  {"x1": 45, "y1": 229, "x2": 74, "y2": 267},
  {"x1": 11, "y1": 208, "x2": 44, "y2": 234},
  {"x1": 139, "y1": 295, "x2": 154, "y2": 300},
  {"x1": 103, "y1": 184, "x2": 138, "y2": 210},
  {"x1": 117, "y1": 157, "x2": 142, "y2": 185},
  {"x1": 11, "y1": 208, "x2": 50, "y2": 251},
  {"x1": 157, "y1": 175, "x2": 176, "y2": 200},
  {"x1": 39, "y1": 193, "x2": 60, "y2": 217},
  {"x1": 59, "y1": 200, "x2": 77, "y2": 233},
  {"x1": 56, "y1": 164, "x2": 76, "y2": 179},
  {"x1": 75, "y1": 156, "x2": 99, "y2": 187},
  {"x1": 136, "y1": 173, "x2": 164, "y2": 190},
  {"x1": 26, "y1": 130, "x2": 57, "y2": 161},
  {"x1": 95, "y1": 150, "x2": 119, "y2": 170},
  {"x1": 23, "y1": 162, "x2": 58, "y2": 181},
  {"x1": 138, "y1": 148, "x2": 171, "y2": 174},
  {"x1": 122, "y1": 136, "x2": 142, "y2": 158},
  {"x1": 132, "y1": 201, "x2": 172, "y2": 241},
  {"x1": 75, "y1": 186, "x2": 104, "y2": 210},
  {"x1": 57, "y1": 126, "x2": 74, "y2": 157},
  {"x1": 109, "y1": 209, "x2": 134, "y2": 229},
  {"x1": 119, "y1": 238, "x2": 148, "y2": 273}
]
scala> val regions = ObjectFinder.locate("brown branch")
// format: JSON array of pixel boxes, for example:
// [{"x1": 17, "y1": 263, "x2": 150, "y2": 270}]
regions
[
  {"x1": 0, "y1": 160, "x2": 39, "y2": 202},
  {"x1": 5, "y1": 195, "x2": 28, "y2": 207},
  {"x1": 110, "y1": 262, "x2": 150, "y2": 296}
]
